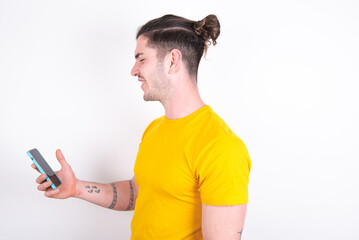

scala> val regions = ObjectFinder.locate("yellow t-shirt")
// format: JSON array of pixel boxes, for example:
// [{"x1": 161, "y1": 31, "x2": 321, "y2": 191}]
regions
[{"x1": 131, "y1": 105, "x2": 251, "y2": 240}]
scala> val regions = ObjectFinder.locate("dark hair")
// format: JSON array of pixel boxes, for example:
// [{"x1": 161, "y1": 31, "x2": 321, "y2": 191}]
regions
[{"x1": 136, "y1": 14, "x2": 220, "y2": 79}]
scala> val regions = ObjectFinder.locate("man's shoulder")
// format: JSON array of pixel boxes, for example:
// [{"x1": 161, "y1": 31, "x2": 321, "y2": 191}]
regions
[
  {"x1": 140, "y1": 116, "x2": 165, "y2": 141},
  {"x1": 198, "y1": 107, "x2": 239, "y2": 140}
]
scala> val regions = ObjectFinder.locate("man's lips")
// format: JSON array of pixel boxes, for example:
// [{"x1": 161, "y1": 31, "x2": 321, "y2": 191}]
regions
[{"x1": 138, "y1": 78, "x2": 146, "y2": 89}]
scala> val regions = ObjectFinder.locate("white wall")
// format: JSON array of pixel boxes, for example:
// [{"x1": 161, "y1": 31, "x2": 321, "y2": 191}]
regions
[{"x1": 1, "y1": 0, "x2": 358, "y2": 239}]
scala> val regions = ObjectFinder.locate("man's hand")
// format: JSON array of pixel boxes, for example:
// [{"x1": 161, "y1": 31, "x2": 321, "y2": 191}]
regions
[{"x1": 32, "y1": 149, "x2": 78, "y2": 199}]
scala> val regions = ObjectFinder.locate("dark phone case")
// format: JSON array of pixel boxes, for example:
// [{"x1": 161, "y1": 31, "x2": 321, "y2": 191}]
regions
[{"x1": 27, "y1": 148, "x2": 62, "y2": 189}]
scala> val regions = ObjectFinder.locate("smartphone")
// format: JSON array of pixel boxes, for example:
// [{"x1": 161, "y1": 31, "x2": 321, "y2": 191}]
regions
[{"x1": 27, "y1": 148, "x2": 62, "y2": 189}]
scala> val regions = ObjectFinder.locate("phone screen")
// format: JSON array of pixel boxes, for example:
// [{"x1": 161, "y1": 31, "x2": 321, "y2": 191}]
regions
[{"x1": 28, "y1": 148, "x2": 62, "y2": 188}]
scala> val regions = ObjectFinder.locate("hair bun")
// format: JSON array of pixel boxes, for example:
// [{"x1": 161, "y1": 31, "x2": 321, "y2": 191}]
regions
[{"x1": 194, "y1": 14, "x2": 220, "y2": 50}]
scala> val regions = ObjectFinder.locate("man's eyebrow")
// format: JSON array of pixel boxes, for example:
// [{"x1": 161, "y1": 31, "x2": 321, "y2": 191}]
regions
[{"x1": 135, "y1": 53, "x2": 144, "y2": 59}]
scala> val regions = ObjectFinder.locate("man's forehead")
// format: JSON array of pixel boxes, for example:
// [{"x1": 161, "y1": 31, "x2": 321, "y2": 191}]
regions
[{"x1": 134, "y1": 36, "x2": 154, "y2": 58}]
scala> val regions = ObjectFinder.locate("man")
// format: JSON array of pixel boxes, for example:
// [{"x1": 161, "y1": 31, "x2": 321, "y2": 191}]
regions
[{"x1": 33, "y1": 14, "x2": 251, "y2": 240}]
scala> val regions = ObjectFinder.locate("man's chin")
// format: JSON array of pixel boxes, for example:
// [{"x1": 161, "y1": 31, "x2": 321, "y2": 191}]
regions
[
  {"x1": 143, "y1": 95, "x2": 162, "y2": 102},
  {"x1": 143, "y1": 94, "x2": 156, "y2": 102}
]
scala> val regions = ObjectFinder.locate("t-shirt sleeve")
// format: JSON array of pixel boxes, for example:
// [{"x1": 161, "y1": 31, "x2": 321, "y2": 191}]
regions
[{"x1": 196, "y1": 135, "x2": 251, "y2": 205}]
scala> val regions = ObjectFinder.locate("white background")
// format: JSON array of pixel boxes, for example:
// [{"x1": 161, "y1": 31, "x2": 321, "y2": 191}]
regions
[{"x1": 0, "y1": 0, "x2": 358, "y2": 239}]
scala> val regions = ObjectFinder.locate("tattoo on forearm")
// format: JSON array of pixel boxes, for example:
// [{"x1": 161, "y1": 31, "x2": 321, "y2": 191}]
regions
[
  {"x1": 238, "y1": 228, "x2": 244, "y2": 240},
  {"x1": 86, "y1": 185, "x2": 101, "y2": 194},
  {"x1": 125, "y1": 180, "x2": 134, "y2": 211},
  {"x1": 108, "y1": 183, "x2": 117, "y2": 209}
]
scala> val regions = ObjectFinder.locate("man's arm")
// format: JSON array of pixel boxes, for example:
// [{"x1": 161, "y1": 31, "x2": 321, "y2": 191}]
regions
[
  {"x1": 202, "y1": 204, "x2": 247, "y2": 240},
  {"x1": 74, "y1": 177, "x2": 138, "y2": 211},
  {"x1": 33, "y1": 149, "x2": 138, "y2": 211}
]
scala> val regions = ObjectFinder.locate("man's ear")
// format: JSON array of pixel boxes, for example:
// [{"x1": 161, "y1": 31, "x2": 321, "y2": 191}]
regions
[{"x1": 167, "y1": 49, "x2": 182, "y2": 74}]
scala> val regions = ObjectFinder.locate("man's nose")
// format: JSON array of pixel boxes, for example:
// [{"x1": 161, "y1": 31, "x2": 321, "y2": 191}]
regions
[{"x1": 131, "y1": 63, "x2": 139, "y2": 77}]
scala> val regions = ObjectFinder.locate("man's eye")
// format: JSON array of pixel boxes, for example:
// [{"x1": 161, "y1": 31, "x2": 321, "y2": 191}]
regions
[{"x1": 139, "y1": 59, "x2": 145, "y2": 63}]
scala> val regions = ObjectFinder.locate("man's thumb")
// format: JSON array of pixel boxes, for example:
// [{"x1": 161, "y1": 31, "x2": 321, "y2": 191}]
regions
[{"x1": 55, "y1": 149, "x2": 67, "y2": 167}]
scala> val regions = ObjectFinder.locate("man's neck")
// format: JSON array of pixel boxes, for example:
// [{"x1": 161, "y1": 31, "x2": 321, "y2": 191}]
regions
[{"x1": 160, "y1": 80, "x2": 206, "y2": 120}]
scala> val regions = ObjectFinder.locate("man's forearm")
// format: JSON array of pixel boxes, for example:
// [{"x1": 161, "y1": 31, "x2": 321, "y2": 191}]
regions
[{"x1": 74, "y1": 179, "x2": 136, "y2": 211}]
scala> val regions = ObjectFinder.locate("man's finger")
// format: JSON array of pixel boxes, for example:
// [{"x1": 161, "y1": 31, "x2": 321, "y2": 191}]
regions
[
  {"x1": 44, "y1": 188, "x2": 59, "y2": 198},
  {"x1": 36, "y1": 174, "x2": 47, "y2": 184},
  {"x1": 55, "y1": 149, "x2": 67, "y2": 167},
  {"x1": 37, "y1": 181, "x2": 52, "y2": 191},
  {"x1": 31, "y1": 163, "x2": 41, "y2": 174}
]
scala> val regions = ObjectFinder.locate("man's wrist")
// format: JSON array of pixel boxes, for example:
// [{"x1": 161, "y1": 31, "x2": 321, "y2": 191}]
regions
[{"x1": 74, "y1": 179, "x2": 83, "y2": 199}]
